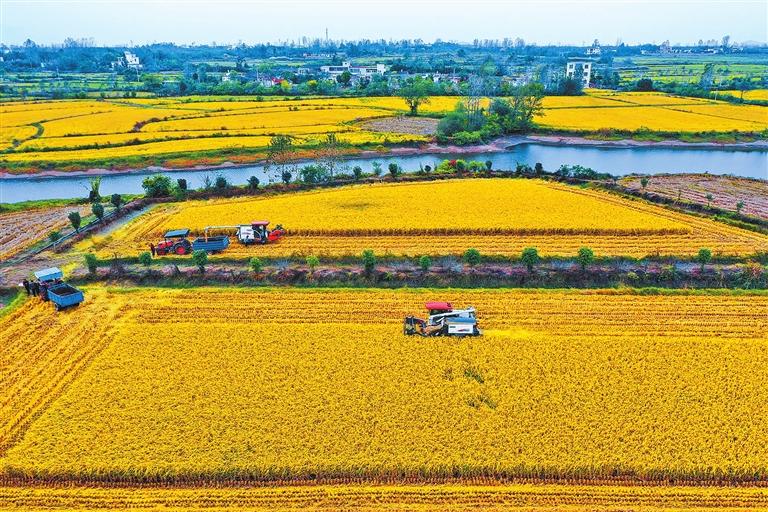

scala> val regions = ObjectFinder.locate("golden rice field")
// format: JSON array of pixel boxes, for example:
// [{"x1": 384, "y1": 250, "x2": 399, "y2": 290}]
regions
[
  {"x1": 1, "y1": 92, "x2": 765, "y2": 171},
  {"x1": 1, "y1": 483, "x2": 767, "y2": 511},
  {"x1": 81, "y1": 179, "x2": 768, "y2": 258},
  {"x1": 719, "y1": 89, "x2": 768, "y2": 102},
  {"x1": 1, "y1": 287, "x2": 766, "y2": 483}
]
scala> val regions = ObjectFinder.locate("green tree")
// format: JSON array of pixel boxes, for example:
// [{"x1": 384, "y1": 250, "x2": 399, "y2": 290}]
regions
[
  {"x1": 84, "y1": 253, "x2": 98, "y2": 274},
  {"x1": 388, "y1": 163, "x2": 400, "y2": 178},
  {"x1": 265, "y1": 134, "x2": 293, "y2": 183},
  {"x1": 706, "y1": 193, "x2": 713, "y2": 208},
  {"x1": 362, "y1": 249, "x2": 376, "y2": 275},
  {"x1": 91, "y1": 202, "x2": 104, "y2": 223},
  {"x1": 352, "y1": 166, "x2": 363, "y2": 180},
  {"x1": 138, "y1": 251, "x2": 153, "y2": 267},
  {"x1": 142, "y1": 174, "x2": 173, "y2": 197},
  {"x1": 191, "y1": 250, "x2": 208, "y2": 273},
  {"x1": 247, "y1": 176, "x2": 260, "y2": 190},
  {"x1": 48, "y1": 230, "x2": 61, "y2": 243},
  {"x1": 577, "y1": 247, "x2": 594, "y2": 272},
  {"x1": 736, "y1": 201, "x2": 745, "y2": 214},
  {"x1": 463, "y1": 248, "x2": 481, "y2": 266},
  {"x1": 110, "y1": 193, "x2": 123, "y2": 211},
  {"x1": 640, "y1": 177, "x2": 649, "y2": 191},
  {"x1": 697, "y1": 247, "x2": 712, "y2": 271},
  {"x1": 419, "y1": 255, "x2": 432, "y2": 271},
  {"x1": 336, "y1": 70, "x2": 352, "y2": 86},
  {"x1": 68, "y1": 211, "x2": 82, "y2": 232},
  {"x1": 521, "y1": 247, "x2": 540, "y2": 273},
  {"x1": 88, "y1": 176, "x2": 102, "y2": 203},
  {"x1": 398, "y1": 77, "x2": 431, "y2": 116},
  {"x1": 306, "y1": 254, "x2": 320, "y2": 272},
  {"x1": 249, "y1": 257, "x2": 263, "y2": 273}
]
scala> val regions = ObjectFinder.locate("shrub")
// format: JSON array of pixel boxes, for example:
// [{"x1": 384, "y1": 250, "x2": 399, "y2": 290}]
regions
[
  {"x1": 485, "y1": 160, "x2": 493, "y2": 171},
  {"x1": 191, "y1": 250, "x2": 208, "y2": 273},
  {"x1": 247, "y1": 176, "x2": 260, "y2": 190},
  {"x1": 352, "y1": 166, "x2": 363, "y2": 180},
  {"x1": 249, "y1": 257, "x2": 263, "y2": 273},
  {"x1": 521, "y1": 247, "x2": 540, "y2": 273},
  {"x1": 362, "y1": 249, "x2": 376, "y2": 274},
  {"x1": 142, "y1": 174, "x2": 173, "y2": 197},
  {"x1": 419, "y1": 255, "x2": 432, "y2": 271},
  {"x1": 110, "y1": 193, "x2": 123, "y2": 211},
  {"x1": 463, "y1": 248, "x2": 481, "y2": 266},
  {"x1": 697, "y1": 248, "x2": 712, "y2": 270},
  {"x1": 214, "y1": 174, "x2": 229, "y2": 189},
  {"x1": 48, "y1": 230, "x2": 61, "y2": 243},
  {"x1": 306, "y1": 255, "x2": 320, "y2": 271},
  {"x1": 84, "y1": 253, "x2": 98, "y2": 274},
  {"x1": 176, "y1": 178, "x2": 188, "y2": 191},
  {"x1": 138, "y1": 251, "x2": 152, "y2": 267},
  {"x1": 281, "y1": 170, "x2": 292, "y2": 184},
  {"x1": 68, "y1": 211, "x2": 82, "y2": 232},
  {"x1": 577, "y1": 247, "x2": 594, "y2": 271},
  {"x1": 91, "y1": 203, "x2": 104, "y2": 222},
  {"x1": 424, "y1": 164, "x2": 431, "y2": 173}
]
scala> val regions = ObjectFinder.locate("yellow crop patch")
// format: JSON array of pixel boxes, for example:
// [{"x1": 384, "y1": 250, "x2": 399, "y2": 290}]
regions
[{"x1": 2, "y1": 287, "x2": 766, "y2": 482}]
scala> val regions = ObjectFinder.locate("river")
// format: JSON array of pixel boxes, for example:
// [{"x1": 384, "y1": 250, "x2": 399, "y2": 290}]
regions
[{"x1": 1, "y1": 143, "x2": 766, "y2": 203}]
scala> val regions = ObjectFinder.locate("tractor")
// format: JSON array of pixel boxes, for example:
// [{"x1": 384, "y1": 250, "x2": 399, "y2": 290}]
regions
[
  {"x1": 155, "y1": 229, "x2": 193, "y2": 255},
  {"x1": 403, "y1": 301, "x2": 481, "y2": 337}
]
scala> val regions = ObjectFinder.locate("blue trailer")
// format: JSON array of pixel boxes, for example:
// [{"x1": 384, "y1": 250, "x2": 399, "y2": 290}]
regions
[
  {"x1": 191, "y1": 235, "x2": 230, "y2": 253},
  {"x1": 34, "y1": 267, "x2": 84, "y2": 311},
  {"x1": 47, "y1": 283, "x2": 85, "y2": 311}
]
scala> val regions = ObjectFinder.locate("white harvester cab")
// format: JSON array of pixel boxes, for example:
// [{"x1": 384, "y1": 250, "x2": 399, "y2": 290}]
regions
[{"x1": 404, "y1": 301, "x2": 481, "y2": 337}]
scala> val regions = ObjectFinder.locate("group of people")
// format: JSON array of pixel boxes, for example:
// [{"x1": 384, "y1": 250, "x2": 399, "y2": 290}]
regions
[{"x1": 21, "y1": 278, "x2": 59, "y2": 301}]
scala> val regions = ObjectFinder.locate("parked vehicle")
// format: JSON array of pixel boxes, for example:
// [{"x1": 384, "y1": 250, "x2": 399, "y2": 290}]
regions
[{"x1": 33, "y1": 267, "x2": 84, "y2": 311}]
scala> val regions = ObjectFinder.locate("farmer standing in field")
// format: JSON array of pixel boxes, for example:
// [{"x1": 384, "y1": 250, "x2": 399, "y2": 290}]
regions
[
  {"x1": 22, "y1": 279, "x2": 30, "y2": 296},
  {"x1": 30, "y1": 280, "x2": 39, "y2": 297},
  {"x1": 149, "y1": 243, "x2": 156, "y2": 257}
]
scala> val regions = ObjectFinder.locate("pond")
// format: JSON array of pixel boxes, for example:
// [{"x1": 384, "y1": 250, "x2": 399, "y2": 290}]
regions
[{"x1": 1, "y1": 143, "x2": 766, "y2": 203}]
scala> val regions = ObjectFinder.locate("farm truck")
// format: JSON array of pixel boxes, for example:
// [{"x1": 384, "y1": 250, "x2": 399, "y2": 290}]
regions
[
  {"x1": 403, "y1": 301, "x2": 482, "y2": 337},
  {"x1": 154, "y1": 228, "x2": 230, "y2": 256},
  {"x1": 33, "y1": 267, "x2": 84, "y2": 311}
]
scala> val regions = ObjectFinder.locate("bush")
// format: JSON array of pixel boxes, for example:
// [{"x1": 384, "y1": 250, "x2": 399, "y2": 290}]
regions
[
  {"x1": 281, "y1": 170, "x2": 292, "y2": 184},
  {"x1": 138, "y1": 251, "x2": 152, "y2": 267},
  {"x1": 352, "y1": 166, "x2": 363, "y2": 180},
  {"x1": 92, "y1": 203, "x2": 104, "y2": 222},
  {"x1": 697, "y1": 248, "x2": 712, "y2": 270},
  {"x1": 247, "y1": 176, "x2": 260, "y2": 190},
  {"x1": 362, "y1": 249, "x2": 376, "y2": 274},
  {"x1": 577, "y1": 247, "x2": 595, "y2": 271},
  {"x1": 110, "y1": 193, "x2": 123, "y2": 211},
  {"x1": 176, "y1": 178, "x2": 188, "y2": 191},
  {"x1": 419, "y1": 255, "x2": 432, "y2": 271},
  {"x1": 48, "y1": 230, "x2": 61, "y2": 243},
  {"x1": 191, "y1": 250, "x2": 208, "y2": 273},
  {"x1": 521, "y1": 247, "x2": 540, "y2": 273},
  {"x1": 214, "y1": 174, "x2": 229, "y2": 189},
  {"x1": 142, "y1": 174, "x2": 173, "y2": 197},
  {"x1": 485, "y1": 160, "x2": 493, "y2": 171},
  {"x1": 249, "y1": 257, "x2": 263, "y2": 273},
  {"x1": 463, "y1": 248, "x2": 481, "y2": 266},
  {"x1": 68, "y1": 211, "x2": 82, "y2": 232},
  {"x1": 306, "y1": 255, "x2": 320, "y2": 271},
  {"x1": 84, "y1": 253, "x2": 98, "y2": 274}
]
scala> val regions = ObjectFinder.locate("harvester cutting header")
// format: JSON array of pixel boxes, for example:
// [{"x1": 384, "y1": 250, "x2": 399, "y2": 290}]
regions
[
  {"x1": 404, "y1": 302, "x2": 482, "y2": 337},
  {"x1": 153, "y1": 220, "x2": 285, "y2": 256}
]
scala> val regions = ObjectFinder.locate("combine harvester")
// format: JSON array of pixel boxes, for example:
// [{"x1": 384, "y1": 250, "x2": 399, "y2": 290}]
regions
[
  {"x1": 403, "y1": 301, "x2": 482, "y2": 337},
  {"x1": 154, "y1": 221, "x2": 285, "y2": 256}
]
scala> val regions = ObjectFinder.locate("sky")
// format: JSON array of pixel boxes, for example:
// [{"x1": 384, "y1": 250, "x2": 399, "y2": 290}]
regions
[{"x1": 1, "y1": 0, "x2": 766, "y2": 47}]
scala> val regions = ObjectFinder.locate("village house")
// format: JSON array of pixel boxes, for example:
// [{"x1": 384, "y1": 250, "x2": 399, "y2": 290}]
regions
[{"x1": 566, "y1": 60, "x2": 592, "y2": 87}]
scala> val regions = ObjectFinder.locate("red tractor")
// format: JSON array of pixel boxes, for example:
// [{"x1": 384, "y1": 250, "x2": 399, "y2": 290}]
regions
[{"x1": 154, "y1": 229, "x2": 193, "y2": 256}]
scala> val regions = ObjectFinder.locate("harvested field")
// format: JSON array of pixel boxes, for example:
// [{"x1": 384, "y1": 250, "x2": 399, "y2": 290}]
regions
[{"x1": 620, "y1": 174, "x2": 768, "y2": 220}]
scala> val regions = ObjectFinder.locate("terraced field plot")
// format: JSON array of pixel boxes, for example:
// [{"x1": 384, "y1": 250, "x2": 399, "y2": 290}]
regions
[
  {"x1": 1, "y1": 287, "x2": 766, "y2": 482},
  {"x1": 82, "y1": 179, "x2": 768, "y2": 258}
]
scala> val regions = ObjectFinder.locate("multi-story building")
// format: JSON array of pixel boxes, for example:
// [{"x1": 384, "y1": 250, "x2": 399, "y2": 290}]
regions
[{"x1": 566, "y1": 60, "x2": 592, "y2": 87}]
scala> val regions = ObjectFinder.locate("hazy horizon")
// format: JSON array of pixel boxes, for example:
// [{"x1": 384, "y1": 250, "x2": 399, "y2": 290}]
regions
[{"x1": 1, "y1": 0, "x2": 766, "y2": 47}]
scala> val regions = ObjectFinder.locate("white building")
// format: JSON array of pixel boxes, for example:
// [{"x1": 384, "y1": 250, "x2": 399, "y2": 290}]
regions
[
  {"x1": 124, "y1": 51, "x2": 141, "y2": 69},
  {"x1": 566, "y1": 61, "x2": 592, "y2": 87},
  {"x1": 320, "y1": 61, "x2": 388, "y2": 78}
]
